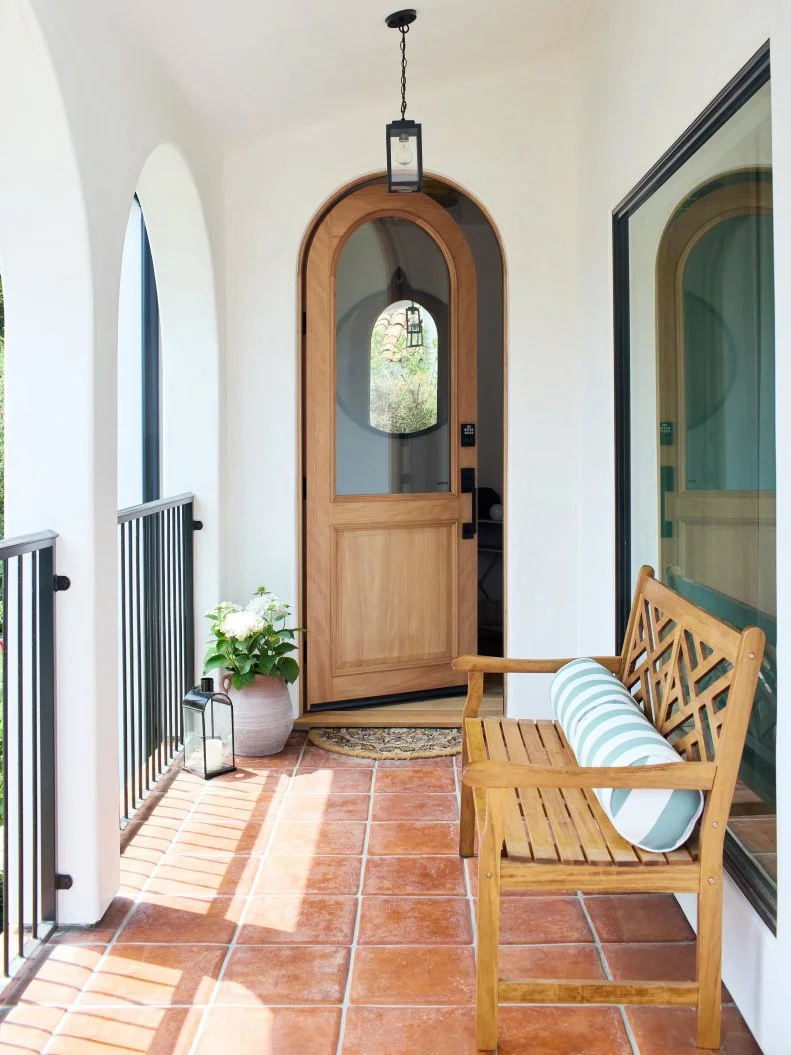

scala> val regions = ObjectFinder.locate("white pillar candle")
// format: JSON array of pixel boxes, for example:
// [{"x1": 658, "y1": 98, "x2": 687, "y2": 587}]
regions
[{"x1": 204, "y1": 737, "x2": 224, "y2": 773}]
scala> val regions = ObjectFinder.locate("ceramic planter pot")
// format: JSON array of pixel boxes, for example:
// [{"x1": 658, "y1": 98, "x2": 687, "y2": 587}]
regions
[{"x1": 221, "y1": 672, "x2": 294, "y2": 757}]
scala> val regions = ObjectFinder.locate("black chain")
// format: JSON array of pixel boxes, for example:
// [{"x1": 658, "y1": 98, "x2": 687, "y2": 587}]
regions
[{"x1": 400, "y1": 26, "x2": 409, "y2": 120}]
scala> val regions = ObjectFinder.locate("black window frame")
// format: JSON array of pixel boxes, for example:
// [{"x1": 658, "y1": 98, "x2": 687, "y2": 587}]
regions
[
  {"x1": 137, "y1": 197, "x2": 161, "y2": 504},
  {"x1": 612, "y1": 41, "x2": 775, "y2": 932}
]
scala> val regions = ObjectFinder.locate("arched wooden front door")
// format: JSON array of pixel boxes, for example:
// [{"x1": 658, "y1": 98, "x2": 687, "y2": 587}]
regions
[{"x1": 304, "y1": 185, "x2": 477, "y2": 708}]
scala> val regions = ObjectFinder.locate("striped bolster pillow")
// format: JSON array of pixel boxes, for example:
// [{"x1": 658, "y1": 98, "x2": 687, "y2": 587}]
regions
[{"x1": 550, "y1": 658, "x2": 703, "y2": 853}]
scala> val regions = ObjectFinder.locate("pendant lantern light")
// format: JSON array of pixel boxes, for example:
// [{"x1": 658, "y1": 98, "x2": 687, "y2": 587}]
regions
[{"x1": 385, "y1": 9, "x2": 423, "y2": 193}]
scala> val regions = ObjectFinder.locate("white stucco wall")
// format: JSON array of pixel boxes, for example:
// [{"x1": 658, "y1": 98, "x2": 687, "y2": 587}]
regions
[
  {"x1": 573, "y1": 2, "x2": 790, "y2": 1051},
  {"x1": 0, "y1": 0, "x2": 224, "y2": 924},
  {"x1": 224, "y1": 54, "x2": 581, "y2": 717}
]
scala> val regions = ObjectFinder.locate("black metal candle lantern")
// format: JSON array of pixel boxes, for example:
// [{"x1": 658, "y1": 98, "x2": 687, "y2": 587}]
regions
[
  {"x1": 385, "y1": 10, "x2": 423, "y2": 193},
  {"x1": 182, "y1": 677, "x2": 236, "y2": 779}
]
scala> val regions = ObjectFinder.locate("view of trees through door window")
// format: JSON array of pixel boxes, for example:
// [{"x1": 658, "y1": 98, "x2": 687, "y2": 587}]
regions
[{"x1": 369, "y1": 299, "x2": 439, "y2": 434}]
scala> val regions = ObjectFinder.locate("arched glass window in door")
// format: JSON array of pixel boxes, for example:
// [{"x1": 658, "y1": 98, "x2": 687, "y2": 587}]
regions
[{"x1": 335, "y1": 217, "x2": 450, "y2": 496}]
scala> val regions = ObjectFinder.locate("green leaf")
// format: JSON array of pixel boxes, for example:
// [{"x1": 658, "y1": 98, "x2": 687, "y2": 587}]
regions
[
  {"x1": 278, "y1": 656, "x2": 300, "y2": 684},
  {"x1": 203, "y1": 655, "x2": 225, "y2": 671}
]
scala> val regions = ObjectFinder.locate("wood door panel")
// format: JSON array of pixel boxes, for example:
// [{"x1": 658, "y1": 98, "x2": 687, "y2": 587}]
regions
[
  {"x1": 305, "y1": 185, "x2": 477, "y2": 707},
  {"x1": 333, "y1": 523, "x2": 456, "y2": 674}
]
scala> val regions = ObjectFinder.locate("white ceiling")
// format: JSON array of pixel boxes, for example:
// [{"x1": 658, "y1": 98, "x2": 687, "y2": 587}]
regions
[{"x1": 120, "y1": 0, "x2": 592, "y2": 146}]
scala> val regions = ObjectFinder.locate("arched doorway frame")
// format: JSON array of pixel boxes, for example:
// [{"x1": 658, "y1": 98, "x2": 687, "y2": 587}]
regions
[{"x1": 296, "y1": 172, "x2": 508, "y2": 716}]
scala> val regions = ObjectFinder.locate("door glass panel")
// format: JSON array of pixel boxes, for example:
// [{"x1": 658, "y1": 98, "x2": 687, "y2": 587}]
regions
[
  {"x1": 624, "y1": 80, "x2": 777, "y2": 926},
  {"x1": 335, "y1": 217, "x2": 450, "y2": 495}
]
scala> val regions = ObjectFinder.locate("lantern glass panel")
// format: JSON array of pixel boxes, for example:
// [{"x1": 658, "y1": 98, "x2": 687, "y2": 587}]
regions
[
  {"x1": 183, "y1": 704, "x2": 207, "y2": 778},
  {"x1": 387, "y1": 121, "x2": 422, "y2": 192},
  {"x1": 206, "y1": 696, "x2": 234, "y2": 775}
]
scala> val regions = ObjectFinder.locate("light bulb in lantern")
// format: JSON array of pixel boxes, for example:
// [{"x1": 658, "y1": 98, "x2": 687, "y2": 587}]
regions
[{"x1": 394, "y1": 133, "x2": 413, "y2": 167}]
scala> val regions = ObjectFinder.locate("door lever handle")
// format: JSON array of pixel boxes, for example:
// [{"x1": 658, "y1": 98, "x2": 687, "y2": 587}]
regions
[{"x1": 461, "y1": 467, "x2": 477, "y2": 539}]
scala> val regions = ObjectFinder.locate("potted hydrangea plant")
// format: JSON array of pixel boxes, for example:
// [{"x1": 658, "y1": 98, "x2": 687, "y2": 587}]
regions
[{"x1": 203, "y1": 587, "x2": 303, "y2": 756}]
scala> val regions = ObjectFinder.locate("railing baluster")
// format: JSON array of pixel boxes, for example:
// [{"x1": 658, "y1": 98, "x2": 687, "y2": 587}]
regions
[
  {"x1": 135, "y1": 517, "x2": 144, "y2": 806},
  {"x1": 117, "y1": 495, "x2": 196, "y2": 825},
  {"x1": 3, "y1": 555, "x2": 10, "y2": 977},
  {"x1": 120, "y1": 524, "x2": 129, "y2": 823},
  {"x1": 17, "y1": 556, "x2": 25, "y2": 960},
  {"x1": 0, "y1": 530, "x2": 59, "y2": 978},
  {"x1": 31, "y1": 551, "x2": 39, "y2": 941}
]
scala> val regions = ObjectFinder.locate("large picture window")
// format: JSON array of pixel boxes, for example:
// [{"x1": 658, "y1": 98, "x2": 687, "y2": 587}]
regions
[{"x1": 614, "y1": 45, "x2": 776, "y2": 929}]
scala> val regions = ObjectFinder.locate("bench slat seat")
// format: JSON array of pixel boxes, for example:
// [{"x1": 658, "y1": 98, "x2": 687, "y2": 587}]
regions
[{"x1": 467, "y1": 717, "x2": 697, "y2": 868}]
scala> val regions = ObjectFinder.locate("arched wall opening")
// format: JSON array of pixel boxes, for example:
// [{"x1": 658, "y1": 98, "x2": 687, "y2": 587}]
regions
[
  {"x1": 297, "y1": 172, "x2": 507, "y2": 715},
  {"x1": 0, "y1": 0, "x2": 115, "y2": 923},
  {"x1": 131, "y1": 143, "x2": 224, "y2": 646}
]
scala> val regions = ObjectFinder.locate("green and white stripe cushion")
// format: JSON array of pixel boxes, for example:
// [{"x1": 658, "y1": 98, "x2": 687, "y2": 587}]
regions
[{"x1": 551, "y1": 658, "x2": 703, "y2": 853}]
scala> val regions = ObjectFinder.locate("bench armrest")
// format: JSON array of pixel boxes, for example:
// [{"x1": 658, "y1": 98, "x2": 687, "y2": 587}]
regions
[
  {"x1": 453, "y1": 655, "x2": 622, "y2": 675},
  {"x1": 462, "y1": 759, "x2": 716, "y2": 791}
]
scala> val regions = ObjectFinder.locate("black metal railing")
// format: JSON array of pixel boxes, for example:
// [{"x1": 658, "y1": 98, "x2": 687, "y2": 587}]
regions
[
  {"x1": 0, "y1": 530, "x2": 62, "y2": 978},
  {"x1": 117, "y1": 494, "x2": 198, "y2": 827}
]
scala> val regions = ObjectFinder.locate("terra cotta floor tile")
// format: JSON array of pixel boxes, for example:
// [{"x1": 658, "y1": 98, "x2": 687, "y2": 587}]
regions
[
  {"x1": 116, "y1": 895, "x2": 242, "y2": 944},
  {"x1": 603, "y1": 941, "x2": 731, "y2": 1000},
  {"x1": 299, "y1": 747, "x2": 375, "y2": 769},
  {"x1": 171, "y1": 819, "x2": 274, "y2": 855},
  {"x1": 371, "y1": 793, "x2": 459, "y2": 821},
  {"x1": 51, "y1": 898, "x2": 133, "y2": 945},
  {"x1": 281, "y1": 793, "x2": 371, "y2": 821},
  {"x1": 48, "y1": 1007, "x2": 202, "y2": 1055},
  {"x1": 254, "y1": 854, "x2": 362, "y2": 895},
  {"x1": 350, "y1": 946, "x2": 475, "y2": 1004},
  {"x1": 147, "y1": 853, "x2": 259, "y2": 896},
  {"x1": 499, "y1": 943, "x2": 606, "y2": 980},
  {"x1": 215, "y1": 945, "x2": 350, "y2": 1005},
  {"x1": 289, "y1": 769, "x2": 373, "y2": 794},
  {"x1": 268, "y1": 820, "x2": 366, "y2": 856},
  {"x1": 78, "y1": 944, "x2": 225, "y2": 1006},
  {"x1": 363, "y1": 855, "x2": 466, "y2": 895},
  {"x1": 498, "y1": 1005, "x2": 632, "y2": 1054},
  {"x1": 237, "y1": 895, "x2": 358, "y2": 945},
  {"x1": 342, "y1": 1007, "x2": 477, "y2": 1055},
  {"x1": 358, "y1": 896, "x2": 472, "y2": 945},
  {"x1": 194, "y1": 1006, "x2": 342, "y2": 1055},
  {"x1": 367, "y1": 821, "x2": 459, "y2": 856},
  {"x1": 0, "y1": 1005, "x2": 65, "y2": 1053},
  {"x1": 585, "y1": 894, "x2": 695, "y2": 943},
  {"x1": 373, "y1": 768, "x2": 456, "y2": 793},
  {"x1": 494, "y1": 896, "x2": 593, "y2": 944},
  {"x1": 12, "y1": 945, "x2": 104, "y2": 1006},
  {"x1": 626, "y1": 1006, "x2": 762, "y2": 1054}
]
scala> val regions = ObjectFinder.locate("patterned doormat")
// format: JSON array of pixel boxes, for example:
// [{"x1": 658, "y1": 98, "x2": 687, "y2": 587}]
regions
[{"x1": 307, "y1": 726, "x2": 461, "y2": 760}]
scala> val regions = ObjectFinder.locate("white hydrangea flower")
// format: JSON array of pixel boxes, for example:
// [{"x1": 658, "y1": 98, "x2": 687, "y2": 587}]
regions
[
  {"x1": 246, "y1": 592, "x2": 290, "y2": 622},
  {"x1": 219, "y1": 610, "x2": 265, "y2": 640}
]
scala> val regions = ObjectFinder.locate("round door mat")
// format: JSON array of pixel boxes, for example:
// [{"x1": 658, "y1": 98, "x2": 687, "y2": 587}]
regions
[{"x1": 307, "y1": 726, "x2": 461, "y2": 760}]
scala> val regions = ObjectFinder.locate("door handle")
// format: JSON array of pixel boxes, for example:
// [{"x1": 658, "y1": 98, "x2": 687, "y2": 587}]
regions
[{"x1": 461, "y1": 467, "x2": 477, "y2": 540}]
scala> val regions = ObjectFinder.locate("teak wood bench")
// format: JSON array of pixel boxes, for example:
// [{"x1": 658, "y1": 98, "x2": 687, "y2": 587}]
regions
[{"x1": 456, "y1": 567, "x2": 765, "y2": 1052}]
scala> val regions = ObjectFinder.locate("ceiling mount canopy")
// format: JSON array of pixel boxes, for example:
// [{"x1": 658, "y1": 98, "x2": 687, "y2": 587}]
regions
[{"x1": 385, "y1": 8, "x2": 423, "y2": 193}]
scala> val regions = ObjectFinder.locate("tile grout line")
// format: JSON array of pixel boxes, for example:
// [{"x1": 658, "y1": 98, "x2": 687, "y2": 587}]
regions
[
  {"x1": 39, "y1": 767, "x2": 218, "y2": 1053},
  {"x1": 577, "y1": 893, "x2": 641, "y2": 1055},
  {"x1": 184, "y1": 736, "x2": 309, "y2": 1055},
  {"x1": 334, "y1": 759, "x2": 376, "y2": 1055}
]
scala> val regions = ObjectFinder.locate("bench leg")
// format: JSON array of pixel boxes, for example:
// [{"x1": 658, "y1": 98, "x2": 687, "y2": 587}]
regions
[
  {"x1": 476, "y1": 792, "x2": 504, "y2": 1052},
  {"x1": 459, "y1": 739, "x2": 475, "y2": 858},
  {"x1": 696, "y1": 879, "x2": 723, "y2": 1049}
]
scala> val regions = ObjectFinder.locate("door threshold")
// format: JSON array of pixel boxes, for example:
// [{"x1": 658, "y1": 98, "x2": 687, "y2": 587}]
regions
[
  {"x1": 308, "y1": 686, "x2": 466, "y2": 713},
  {"x1": 295, "y1": 687, "x2": 504, "y2": 729}
]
